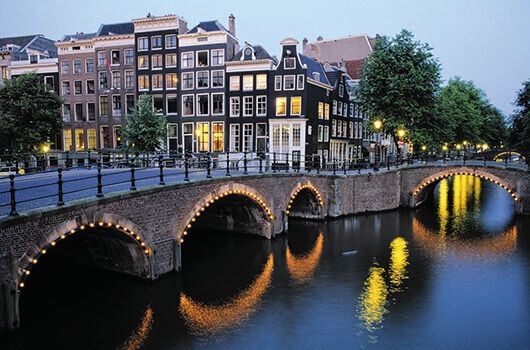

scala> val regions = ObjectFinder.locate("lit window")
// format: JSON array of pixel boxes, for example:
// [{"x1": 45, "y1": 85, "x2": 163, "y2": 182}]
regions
[
  {"x1": 166, "y1": 53, "x2": 177, "y2": 67},
  {"x1": 138, "y1": 75, "x2": 149, "y2": 90},
  {"x1": 212, "y1": 122, "x2": 224, "y2": 152},
  {"x1": 291, "y1": 96, "x2": 302, "y2": 115},
  {"x1": 152, "y1": 74, "x2": 163, "y2": 90},
  {"x1": 152, "y1": 55, "x2": 163, "y2": 69},
  {"x1": 276, "y1": 97, "x2": 287, "y2": 116},
  {"x1": 75, "y1": 129, "x2": 85, "y2": 150},
  {"x1": 196, "y1": 122, "x2": 209, "y2": 152},
  {"x1": 230, "y1": 76, "x2": 240, "y2": 91},
  {"x1": 63, "y1": 129, "x2": 73, "y2": 151},
  {"x1": 243, "y1": 75, "x2": 254, "y2": 91},
  {"x1": 166, "y1": 73, "x2": 178, "y2": 89},
  {"x1": 87, "y1": 129, "x2": 96, "y2": 149},
  {"x1": 324, "y1": 103, "x2": 330, "y2": 119},
  {"x1": 318, "y1": 102, "x2": 324, "y2": 119},
  {"x1": 256, "y1": 74, "x2": 267, "y2": 90},
  {"x1": 138, "y1": 56, "x2": 149, "y2": 69}
]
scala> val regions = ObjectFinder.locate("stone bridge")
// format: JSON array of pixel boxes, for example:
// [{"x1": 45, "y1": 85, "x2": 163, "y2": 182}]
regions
[{"x1": 1, "y1": 164, "x2": 529, "y2": 330}]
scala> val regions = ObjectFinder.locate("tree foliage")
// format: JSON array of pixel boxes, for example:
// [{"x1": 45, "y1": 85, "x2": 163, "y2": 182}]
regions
[
  {"x1": 0, "y1": 73, "x2": 62, "y2": 154},
  {"x1": 121, "y1": 95, "x2": 166, "y2": 152},
  {"x1": 509, "y1": 80, "x2": 530, "y2": 151}
]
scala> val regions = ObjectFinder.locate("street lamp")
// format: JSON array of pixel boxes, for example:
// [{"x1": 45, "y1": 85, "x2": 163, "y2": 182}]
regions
[
  {"x1": 442, "y1": 144, "x2": 448, "y2": 163},
  {"x1": 195, "y1": 127, "x2": 202, "y2": 152},
  {"x1": 372, "y1": 120, "x2": 383, "y2": 171}
]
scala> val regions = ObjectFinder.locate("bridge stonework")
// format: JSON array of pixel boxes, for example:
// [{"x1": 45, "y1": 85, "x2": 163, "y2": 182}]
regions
[{"x1": 0, "y1": 165, "x2": 528, "y2": 330}]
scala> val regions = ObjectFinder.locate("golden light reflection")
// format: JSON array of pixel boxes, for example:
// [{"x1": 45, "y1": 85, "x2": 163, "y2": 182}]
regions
[
  {"x1": 473, "y1": 176, "x2": 481, "y2": 215},
  {"x1": 358, "y1": 266, "x2": 388, "y2": 332},
  {"x1": 120, "y1": 305, "x2": 154, "y2": 350},
  {"x1": 286, "y1": 233, "x2": 324, "y2": 285},
  {"x1": 179, "y1": 254, "x2": 274, "y2": 335},
  {"x1": 438, "y1": 179, "x2": 449, "y2": 240},
  {"x1": 389, "y1": 237, "x2": 409, "y2": 292}
]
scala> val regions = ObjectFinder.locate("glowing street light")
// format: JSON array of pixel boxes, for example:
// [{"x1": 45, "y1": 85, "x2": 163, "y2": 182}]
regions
[
  {"x1": 482, "y1": 143, "x2": 489, "y2": 150},
  {"x1": 456, "y1": 144, "x2": 462, "y2": 150},
  {"x1": 421, "y1": 145, "x2": 427, "y2": 151},
  {"x1": 41, "y1": 143, "x2": 50, "y2": 153},
  {"x1": 442, "y1": 145, "x2": 448, "y2": 151},
  {"x1": 373, "y1": 120, "x2": 383, "y2": 131},
  {"x1": 397, "y1": 129, "x2": 406, "y2": 138}
]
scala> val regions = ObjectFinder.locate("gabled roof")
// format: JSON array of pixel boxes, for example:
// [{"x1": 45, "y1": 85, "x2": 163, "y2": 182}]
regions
[
  {"x1": 61, "y1": 32, "x2": 97, "y2": 41},
  {"x1": 0, "y1": 35, "x2": 37, "y2": 50},
  {"x1": 299, "y1": 54, "x2": 330, "y2": 86},
  {"x1": 231, "y1": 44, "x2": 277, "y2": 63},
  {"x1": 0, "y1": 35, "x2": 57, "y2": 59},
  {"x1": 186, "y1": 20, "x2": 228, "y2": 34},
  {"x1": 303, "y1": 34, "x2": 373, "y2": 62},
  {"x1": 97, "y1": 22, "x2": 134, "y2": 36}
]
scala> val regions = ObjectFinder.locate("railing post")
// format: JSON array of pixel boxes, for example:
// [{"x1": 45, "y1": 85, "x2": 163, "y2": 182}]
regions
[
  {"x1": 463, "y1": 154, "x2": 466, "y2": 165},
  {"x1": 159, "y1": 155, "x2": 165, "y2": 185},
  {"x1": 273, "y1": 152, "x2": 277, "y2": 173},
  {"x1": 358, "y1": 159, "x2": 361, "y2": 174},
  {"x1": 225, "y1": 151, "x2": 231, "y2": 177},
  {"x1": 343, "y1": 159, "x2": 347, "y2": 175},
  {"x1": 184, "y1": 157, "x2": 190, "y2": 181},
  {"x1": 333, "y1": 158, "x2": 337, "y2": 175},
  {"x1": 130, "y1": 166, "x2": 137, "y2": 190},
  {"x1": 57, "y1": 168, "x2": 65, "y2": 205},
  {"x1": 285, "y1": 153, "x2": 289, "y2": 173},
  {"x1": 484, "y1": 157, "x2": 486, "y2": 167},
  {"x1": 243, "y1": 151, "x2": 248, "y2": 175},
  {"x1": 387, "y1": 155, "x2": 390, "y2": 170},
  {"x1": 259, "y1": 155, "x2": 263, "y2": 173},
  {"x1": 9, "y1": 174, "x2": 18, "y2": 216},
  {"x1": 96, "y1": 161, "x2": 103, "y2": 197},
  {"x1": 206, "y1": 153, "x2": 212, "y2": 179},
  {"x1": 316, "y1": 155, "x2": 320, "y2": 174}
]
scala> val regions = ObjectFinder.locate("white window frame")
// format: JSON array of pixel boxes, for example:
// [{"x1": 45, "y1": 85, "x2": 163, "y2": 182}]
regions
[
  {"x1": 242, "y1": 75, "x2": 254, "y2": 91},
  {"x1": 196, "y1": 70, "x2": 209, "y2": 89},
  {"x1": 86, "y1": 79, "x2": 95, "y2": 95},
  {"x1": 124, "y1": 49, "x2": 134, "y2": 65},
  {"x1": 196, "y1": 93, "x2": 209, "y2": 116},
  {"x1": 182, "y1": 94, "x2": 194, "y2": 116},
  {"x1": 151, "y1": 35, "x2": 162, "y2": 50},
  {"x1": 151, "y1": 54, "x2": 163, "y2": 70},
  {"x1": 243, "y1": 96, "x2": 253, "y2": 117},
  {"x1": 274, "y1": 76, "x2": 282, "y2": 91},
  {"x1": 166, "y1": 73, "x2": 178, "y2": 90},
  {"x1": 196, "y1": 50, "x2": 209, "y2": 67},
  {"x1": 137, "y1": 55, "x2": 149, "y2": 70},
  {"x1": 211, "y1": 70, "x2": 225, "y2": 88},
  {"x1": 137, "y1": 37, "x2": 148, "y2": 51},
  {"x1": 110, "y1": 49, "x2": 120, "y2": 66},
  {"x1": 165, "y1": 53, "x2": 177, "y2": 68},
  {"x1": 211, "y1": 93, "x2": 224, "y2": 116},
  {"x1": 165, "y1": 34, "x2": 177, "y2": 49},
  {"x1": 181, "y1": 52, "x2": 194, "y2": 69},
  {"x1": 151, "y1": 74, "x2": 163, "y2": 91},
  {"x1": 256, "y1": 95, "x2": 267, "y2": 116},
  {"x1": 229, "y1": 75, "x2": 240, "y2": 91},
  {"x1": 256, "y1": 74, "x2": 267, "y2": 90},
  {"x1": 284, "y1": 57, "x2": 296, "y2": 70},
  {"x1": 297, "y1": 74, "x2": 305, "y2": 90},
  {"x1": 181, "y1": 72, "x2": 194, "y2": 90},
  {"x1": 243, "y1": 123, "x2": 253, "y2": 152},
  {"x1": 290, "y1": 96, "x2": 302, "y2": 116},
  {"x1": 229, "y1": 124, "x2": 240, "y2": 152},
  {"x1": 211, "y1": 49, "x2": 225, "y2": 66},
  {"x1": 318, "y1": 125, "x2": 323, "y2": 142},
  {"x1": 166, "y1": 94, "x2": 178, "y2": 115},
  {"x1": 230, "y1": 97, "x2": 240, "y2": 117},
  {"x1": 276, "y1": 97, "x2": 287, "y2": 116},
  {"x1": 283, "y1": 75, "x2": 295, "y2": 90}
]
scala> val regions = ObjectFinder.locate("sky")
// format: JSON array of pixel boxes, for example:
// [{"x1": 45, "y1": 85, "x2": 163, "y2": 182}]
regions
[{"x1": 1, "y1": 0, "x2": 529, "y2": 116}]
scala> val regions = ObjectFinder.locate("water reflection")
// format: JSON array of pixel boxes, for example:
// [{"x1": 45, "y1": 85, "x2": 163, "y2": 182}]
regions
[
  {"x1": 120, "y1": 305, "x2": 154, "y2": 350},
  {"x1": 179, "y1": 254, "x2": 274, "y2": 335},
  {"x1": 389, "y1": 237, "x2": 409, "y2": 292},
  {"x1": 286, "y1": 233, "x2": 324, "y2": 285}
]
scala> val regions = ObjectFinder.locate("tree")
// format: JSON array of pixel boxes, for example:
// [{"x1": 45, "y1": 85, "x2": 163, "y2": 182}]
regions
[
  {"x1": 0, "y1": 73, "x2": 62, "y2": 154},
  {"x1": 121, "y1": 95, "x2": 166, "y2": 152},
  {"x1": 508, "y1": 80, "x2": 530, "y2": 152},
  {"x1": 358, "y1": 29, "x2": 442, "y2": 148},
  {"x1": 480, "y1": 104, "x2": 507, "y2": 148}
]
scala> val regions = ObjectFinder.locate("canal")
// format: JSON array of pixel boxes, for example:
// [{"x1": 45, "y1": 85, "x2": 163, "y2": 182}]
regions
[{"x1": 1, "y1": 174, "x2": 529, "y2": 349}]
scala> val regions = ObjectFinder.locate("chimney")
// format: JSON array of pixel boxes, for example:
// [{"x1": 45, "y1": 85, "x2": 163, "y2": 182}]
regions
[
  {"x1": 317, "y1": 35, "x2": 323, "y2": 41},
  {"x1": 302, "y1": 37, "x2": 308, "y2": 51},
  {"x1": 229, "y1": 14, "x2": 236, "y2": 37}
]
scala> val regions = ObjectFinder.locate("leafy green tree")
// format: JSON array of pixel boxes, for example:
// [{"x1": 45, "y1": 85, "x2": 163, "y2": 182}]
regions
[
  {"x1": 358, "y1": 29, "x2": 441, "y2": 148},
  {"x1": 480, "y1": 104, "x2": 507, "y2": 148},
  {"x1": 121, "y1": 95, "x2": 166, "y2": 152},
  {"x1": 0, "y1": 73, "x2": 62, "y2": 154},
  {"x1": 508, "y1": 80, "x2": 530, "y2": 152}
]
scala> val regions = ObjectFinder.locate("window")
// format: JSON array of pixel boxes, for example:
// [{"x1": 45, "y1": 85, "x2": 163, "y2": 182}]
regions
[
  {"x1": 324, "y1": 126, "x2": 329, "y2": 142},
  {"x1": 124, "y1": 49, "x2": 134, "y2": 65},
  {"x1": 87, "y1": 129, "x2": 96, "y2": 149},
  {"x1": 73, "y1": 59, "x2": 81, "y2": 74},
  {"x1": 256, "y1": 74, "x2": 267, "y2": 90},
  {"x1": 86, "y1": 58, "x2": 94, "y2": 73},
  {"x1": 196, "y1": 122, "x2": 209, "y2": 152},
  {"x1": 212, "y1": 93, "x2": 224, "y2": 115},
  {"x1": 100, "y1": 126, "x2": 110, "y2": 148},
  {"x1": 167, "y1": 123, "x2": 178, "y2": 151},
  {"x1": 125, "y1": 70, "x2": 134, "y2": 89},
  {"x1": 137, "y1": 37, "x2": 148, "y2": 51},
  {"x1": 230, "y1": 97, "x2": 240, "y2": 117},
  {"x1": 165, "y1": 34, "x2": 177, "y2": 49},
  {"x1": 138, "y1": 56, "x2": 149, "y2": 69},
  {"x1": 257, "y1": 96, "x2": 267, "y2": 116},
  {"x1": 284, "y1": 75, "x2": 295, "y2": 90},
  {"x1": 30, "y1": 55, "x2": 38, "y2": 64},
  {"x1": 62, "y1": 81, "x2": 70, "y2": 96},
  {"x1": 349, "y1": 121, "x2": 354, "y2": 139},
  {"x1": 63, "y1": 129, "x2": 73, "y2": 151},
  {"x1": 166, "y1": 73, "x2": 177, "y2": 89},
  {"x1": 126, "y1": 95, "x2": 135, "y2": 113},
  {"x1": 343, "y1": 103, "x2": 348, "y2": 117},
  {"x1": 284, "y1": 57, "x2": 296, "y2": 69},
  {"x1": 276, "y1": 97, "x2": 287, "y2": 116},
  {"x1": 99, "y1": 96, "x2": 108, "y2": 116},
  {"x1": 197, "y1": 94, "x2": 209, "y2": 115},
  {"x1": 338, "y1": 102, "x2": 343, "y2": 116},
  {"x1": 87, "y1": 103, "x2": 95, "y2": 121},
  {"x1": 332, "y1": 120, "x2": 336, "y2": 137},
  {"x1": 318, "y1": 102, "x2": 324, "y2": 119},
  {"x1": 181, "y1": 52, "x2": 194, "y2": 68},
  {"x1": 86, "y1": 80, "x2": 95, "y2": 94},
  {"x1": 243, "y1": 124, "x2": 253, "y2": 152},
  {"x1": 243, "y1": 75, "x2": 254, "y2": 91},
  {"x1": 152, "y1": 54, "x2": 163, "y2": 69},
  {"x1": 229, "y1": 76, "x2": 240, "y2": 91},
  {"x1": 151, "y1": 36, "x2": 162, "y2": 49},
  {"x1": 212, "y1": 122, "x2": 224, "y2": 152},
  {"x1": 113, "y1": 126, "x2": 123, "y2": 148},
  {"x1": 61, "y1": 60, "x2": 70, "y2": 74},
  {"x1": 153, "y1": 95, "x2": 163, "y2": 114},
  {"x1": 339, "y1": 85, "x2": 344, "y2": 97},
  {"x1": 182, "y1": 123, "x2": 194, "y2": 152},
  {"x1": 138, "y1": 75, "x2": 149, "y2": 90},
  {"x1": 293, "y1": 124, "x2": 301, "y2": 147},
  {"x1": 75, "y1": 129, "x2": 85, "y2": 150},
  {"x1": 318, "y1": 125, "x2": 323, "y2": 142},
  {"x1": 74, "y1": 81, "x2": 82, "y2": 95},
  {"x1": 166, "y1": 53, "x2": 177, "y2": 67},
  {"x1": 212, "y1": 70, "x2": 224, "y2": 88},
  {"x1": 256, "y1": 123, "x2": 267, "y2": 153},
  {"x1": 167, "y1": 95, "x2": 178, "y2": 114},
  {"x1": 243, "y1": 96, "x2": 253, "y2": 116},
  {"x1": 75, "y1": 103, "x2": 84, "y2": 121},
  {"x1": 99, "y1": 72, "x2": 108, "y2": 90},
  {"x1": 97, "y1": 51, "x2": 106, "y2": 66},
  {"x1": 324, "y1": 103, "x2": 330, "y2": 120},
  {"x1": 182, "y1": 72, "x2": 194, "y2": 90},
  {"x1": 332, "y1": 100, "x2": 337, "y2": 115},
  {"x1": 182, "y1": 95, "x2": 194, "y2": 116},
  {"x1": 230, "y1": 124, "x2": 240, "y2": 152},
  {"x1": 291, "y1": 96, "x2": 301, "y2": 115},
  {"x1": 112, "y1": 95, "x2": 121, "y2": 116},
  {"x1": 111, "y1": 50, "x2": 120, "y2": 65},
  {"x1": 63, "y1": 104, "x2": 71, "y2": 122},
  {"x1": 197, "y1": 50, "x2": 208, "y2": 67},
  {"x1": 197, "y1": 71, "x2": 209, "y2": 88},
  {"x1": 112, "y1": 71, "x2": 121, "y2": 89},
  {"x1": 274, "y1": 75, "x2": 282, "y2": 91},
  {"x1": 297, "y1": 75, "x2": 305, "y2": 90},
  {"x1": 211, "y1": 49, "x2": 224, "y2": 66},
  {"x1": 152, "y1": 74, "x2": 163, "y2": 90}
]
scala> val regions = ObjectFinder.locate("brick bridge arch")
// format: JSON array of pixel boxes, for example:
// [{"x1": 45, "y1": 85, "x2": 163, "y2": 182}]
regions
[{"x1": 285, "y1": 181, "x2": 325, "y2": 220}]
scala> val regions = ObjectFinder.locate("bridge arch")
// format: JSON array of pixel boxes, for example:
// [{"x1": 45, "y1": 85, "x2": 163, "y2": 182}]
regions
[
  {"x1": 177, "y1": 183, "x2": 275, "y2": 242},
  {"x1": 411, "y1": 168, "x2": 520, "y2": 207},
  {"x1": 286, "y1": 182, "x2": 324, "y2": 220},
  {"x1": 16, "y1": 213, "x2": 155, "y2": 291}
]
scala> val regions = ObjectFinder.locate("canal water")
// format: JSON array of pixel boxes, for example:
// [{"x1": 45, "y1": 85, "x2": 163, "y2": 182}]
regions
[{"x1": 2, "y1": 175, "x2": 530, "y2": 349}]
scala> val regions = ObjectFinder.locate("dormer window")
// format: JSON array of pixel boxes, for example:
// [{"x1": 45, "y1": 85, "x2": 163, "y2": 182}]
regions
[
  {"x1": 284, "y1": 57, "x2": 296, "y2": 70},
  {"x1": 312, "y1": 72, "x2": 320, "y2": 80},
  {"x1": 339, "y1": 85, "x2": 344, "y2": 97},
  {"x1": 30, "y1": 55, "x2": 38, "y2": 64}
]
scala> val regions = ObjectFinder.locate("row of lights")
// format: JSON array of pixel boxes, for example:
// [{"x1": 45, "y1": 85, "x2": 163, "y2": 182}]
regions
[
  {"x1": 413, "y1": 172, "x2": 519, "y2": 201},
  {"x1": 180, "y1": 189, "x2": 275, "y2": 244},
  {"x1": 18, "y1": 222, "x2": 151, "y2": 289},
  {"x1": 286, "y1": 184, "x2": 324, "y2": 215}
]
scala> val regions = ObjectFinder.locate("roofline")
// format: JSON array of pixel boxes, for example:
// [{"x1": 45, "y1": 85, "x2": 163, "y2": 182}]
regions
[
  {"x1": 306, "y1": 34, "x2": 371, "y2": 45},
  {"x1": 178, "y1": 30, "x2": 238, "y2": 42},
  {"x1": 225, "y1": 58, "x2": 275, "y2": 66}
]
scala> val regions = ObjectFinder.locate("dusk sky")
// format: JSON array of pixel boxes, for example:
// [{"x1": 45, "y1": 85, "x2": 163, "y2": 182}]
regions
[{"x1": 1, "y1": 0, "x2": 529, "y2": 117}]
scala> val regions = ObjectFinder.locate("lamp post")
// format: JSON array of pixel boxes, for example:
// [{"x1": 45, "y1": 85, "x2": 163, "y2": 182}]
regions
[
  {"x1": 40, "y1": 143, "x2": 50, "y2": 171},
  {"x1": 373, "y1": 120, "x2": 383, "y2": 171},
  {"x1": 442, "y1": 144, "x2": 448, "y2": 164}
]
